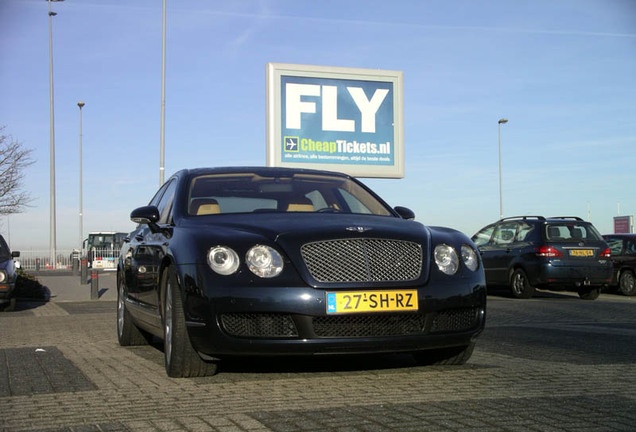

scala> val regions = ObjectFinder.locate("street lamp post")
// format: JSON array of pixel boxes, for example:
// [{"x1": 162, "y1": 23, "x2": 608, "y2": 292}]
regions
[
  {"x1": 47, "y1": 0, "x2": 64, "y2": 265},
  {"x1": 78, "y1": 101, "x2": 85, "y2": 250},
  {"x1": 159, "y1": 0, "x2": 166, "y2": 186},
  {"x1": 498, "y1": 118, "x2": 508, "y2": 220}
]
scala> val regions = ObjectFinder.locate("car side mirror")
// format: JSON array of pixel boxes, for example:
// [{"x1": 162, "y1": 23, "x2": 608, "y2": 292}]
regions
[
  {"x1": 11, "y1": 251, "x2": 20, "y2": 258},
  {"x1": 394, "y1": 206, "x2": 415, "y2": 220},
  {"x1": 131, "y1": 206, "x2": 160, "y2": 224}
]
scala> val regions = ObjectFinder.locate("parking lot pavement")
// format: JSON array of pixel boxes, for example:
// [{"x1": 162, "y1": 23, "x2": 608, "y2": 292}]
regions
[
  {"x1": 1, "y1": 290, "x2": 636, "y2": 431},
  {"x1": 32, "y1": 270, "x2": 118, "y2": 302}
]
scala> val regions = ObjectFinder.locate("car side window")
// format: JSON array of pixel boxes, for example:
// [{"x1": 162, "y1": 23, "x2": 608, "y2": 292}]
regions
[
  {"x1": 516, "y1": 222, "x2": 534, "y2": 242},
  {"x1": 626, "y1": 240, "x2": 636, "y2": 255},
  {"x1": 156, "y1": 180, "x2": 177, "y2": 224},
  {"x1": 605, "y1": 238, "x2": 623, "y2": 256},
  {"x1": 492, "y1": 223, "x2": 517, "y2": 246},
  {"x1": 472, "y1": 226, "x2": 494, "y2": 247},
  {"x1": 149, "y1": 182, "x2": 169, "y2": 207}
]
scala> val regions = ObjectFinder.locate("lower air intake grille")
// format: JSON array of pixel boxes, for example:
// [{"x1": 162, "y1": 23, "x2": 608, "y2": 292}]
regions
[
  {"x1": 313, "y1": 313, "x2": 426, "y2": 338},
  {"x1": 221, "y1": 313, "x2": 298, "y2": 338},
  {"x1": 430, "y1": 308, "x2": 480, "y2": 333}
]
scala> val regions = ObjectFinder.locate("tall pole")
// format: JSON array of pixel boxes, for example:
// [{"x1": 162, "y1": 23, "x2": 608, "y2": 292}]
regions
[
  {"x1": 498, "y1": 118, "x2": 508, "y2": 220},
  {"x1": 159, "y1": 0, "x2": 166, "y2": 186},
  {"x1": 78, "y1": 101, "x2": 85, "y2": 250},
  {"x1": 47, "y1": 0, "x2": 63, "y2": 265}
]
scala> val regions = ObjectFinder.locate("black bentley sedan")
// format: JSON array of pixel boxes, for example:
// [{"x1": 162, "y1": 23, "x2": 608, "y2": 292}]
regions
[{"x1": 117, "y1": 167, "x2": 486, "y2": 377}]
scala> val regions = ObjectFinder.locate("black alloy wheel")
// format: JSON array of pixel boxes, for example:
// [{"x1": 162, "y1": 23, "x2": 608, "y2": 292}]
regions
[
  {"x1": 510, "y1": 268, "x2": 535, "y2": 299},
  {"x1": 117, "y1": 278, "x2": 149, "y2": 346},
  {"x1": 162, "y1": 266, "x2": 218, "y2": 378},
  {"x1": 619, "y1": 271, "x2": 636, "y2": 296}
]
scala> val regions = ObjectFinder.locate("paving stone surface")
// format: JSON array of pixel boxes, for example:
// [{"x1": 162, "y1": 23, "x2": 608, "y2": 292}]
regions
[{"x1": 1, "y1": 289, "x2": 635, "y2": 431}]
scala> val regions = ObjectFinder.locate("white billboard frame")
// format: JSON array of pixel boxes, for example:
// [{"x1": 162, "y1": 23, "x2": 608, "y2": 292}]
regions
[{"x1": 266, "y1": 63, "x2": 404, "y2": 178}]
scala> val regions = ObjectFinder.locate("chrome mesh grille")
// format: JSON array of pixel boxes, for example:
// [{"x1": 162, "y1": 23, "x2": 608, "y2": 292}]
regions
[{"x1": 301, "y1": 238, "x2": 422, "y2": 283}]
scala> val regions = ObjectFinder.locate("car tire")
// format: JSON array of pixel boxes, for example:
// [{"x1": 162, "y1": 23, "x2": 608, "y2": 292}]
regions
[
  {"x1": 412, "y1": 342, "x2": 475, "y2": 366},
  {"x1": 578, "y1": 287, "x2": 600, "y2": 300},
  {"x1": 162, "y1": 266, "x2": 218, "y2": 378},
  {"x1": 117, "y1": 278, "x2": 149, "y2": 346},
  {"x1": 510, "y1": 268, "x2": 535, "y2": 299},
  {"x1": 619, "y1": 271, "x2": 636, "y2": 296}
]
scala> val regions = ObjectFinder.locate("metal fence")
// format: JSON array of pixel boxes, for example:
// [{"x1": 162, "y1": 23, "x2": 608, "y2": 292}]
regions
[{"x1": 17, "y1": 249, "x2": 121, "y2": 271}]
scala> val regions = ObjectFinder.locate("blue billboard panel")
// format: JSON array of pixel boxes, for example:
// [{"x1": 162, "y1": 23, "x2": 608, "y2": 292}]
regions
[{"x1": 267, "y1": 63, "x2": 404, "y2": 178}]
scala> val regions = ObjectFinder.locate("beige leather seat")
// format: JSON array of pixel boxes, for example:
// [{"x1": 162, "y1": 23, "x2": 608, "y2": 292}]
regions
[
  {"x1": 285, "y1": 197, "x2": 314, "y2": 212},
  {"x1": 189, "y1": 198, "x2": 221, "y2": 215}
]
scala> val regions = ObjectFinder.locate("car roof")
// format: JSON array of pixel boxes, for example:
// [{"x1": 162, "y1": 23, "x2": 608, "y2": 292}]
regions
[{"x1": 496, "y1": 216, "x2": 590, "y2": 224}]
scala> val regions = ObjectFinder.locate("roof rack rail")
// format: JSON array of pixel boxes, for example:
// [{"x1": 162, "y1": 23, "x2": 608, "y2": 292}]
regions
[
  {"x1": 548, "y1": 216, "x2": 584, "y2": 221},
  {"x1": 499, "y1": 216, "x2": 546, "y2": 222}
]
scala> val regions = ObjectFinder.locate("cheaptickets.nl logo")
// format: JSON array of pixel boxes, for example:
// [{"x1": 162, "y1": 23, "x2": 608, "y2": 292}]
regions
[{"x1": 284, "y1": 136, "x2": 299, "y2": 152}]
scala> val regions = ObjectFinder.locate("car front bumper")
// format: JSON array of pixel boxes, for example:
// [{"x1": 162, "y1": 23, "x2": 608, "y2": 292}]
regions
[{"x1": 179, "y1": 264, "x2": 487, "y2": 357}]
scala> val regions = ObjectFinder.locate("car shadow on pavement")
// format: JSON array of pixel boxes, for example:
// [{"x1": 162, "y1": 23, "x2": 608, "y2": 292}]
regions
[
  {"x1": 487, "y1": 286, "x2": 580, "y2": 300},
  {"x1": 127, "y1": 341, "x2": 487, "y2": 383}
]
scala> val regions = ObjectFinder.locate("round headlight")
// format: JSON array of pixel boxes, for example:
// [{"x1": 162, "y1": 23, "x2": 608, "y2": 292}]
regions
[
  {"x1": 461, "y1": 244, "x2": 479, "y2": 272},
  {"x1": 434, "y1": 244, "x2": 459, "y2": 275},
  {"x1": 0, "y1": 270, "x2": 6, "y2": 284},
  {"x1": 246, "y1": 245, "x2": 284, "y2": 278},
  {"x1": 207, "y1": 246, "x2": 239, "y2": 275}
]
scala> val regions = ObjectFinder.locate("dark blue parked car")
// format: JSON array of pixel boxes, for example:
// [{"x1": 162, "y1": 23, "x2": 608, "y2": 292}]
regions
[
  {"x1": 0, "y1": 234, "x2": 20, "y2": 312},
  {"x1": 117, "y1": 167, "x2": 486, "y2": 377},
  {"x1": 603, "y1": 233, "x2": 636, "y2": 296},
  {"x1": 472, "y1": 216, "x2": 612, "y2": 300}
]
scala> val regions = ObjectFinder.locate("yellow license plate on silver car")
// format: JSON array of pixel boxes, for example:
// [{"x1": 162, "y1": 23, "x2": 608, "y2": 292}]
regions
[
  {"x1": 570, "y1": 249, "x2": 594, "y2": 257},
  {"x1": 326, "y1": 290, "x2": 418, "y2": 314}
]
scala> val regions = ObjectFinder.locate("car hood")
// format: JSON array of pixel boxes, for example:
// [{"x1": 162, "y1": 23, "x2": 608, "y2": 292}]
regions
[{"x1": 180, "y1": 212, "x2": 429, "y2": 244}]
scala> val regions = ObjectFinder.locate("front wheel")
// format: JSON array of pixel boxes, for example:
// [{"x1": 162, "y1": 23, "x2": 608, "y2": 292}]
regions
[
  {"x1": 619, "y1": 271, "x2": 636, "y2": 296},
  {"x1": 162, "y1": 266, "x2": 218, "y2": 378},
  {"x1": 510, "y1": 268, "x2": 535, "y2": 299},
  {"x1": 412, "y1": 342, "x2": 475, "y2": 366}
]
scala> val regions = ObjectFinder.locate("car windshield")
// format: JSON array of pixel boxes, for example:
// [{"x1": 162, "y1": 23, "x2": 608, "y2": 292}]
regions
[
  {"x1": 545, "y1": 222, "x2": 603, "y2": 242},
  {"x1": 187, "y1": 172, "x2": 392, "y2": 216}
]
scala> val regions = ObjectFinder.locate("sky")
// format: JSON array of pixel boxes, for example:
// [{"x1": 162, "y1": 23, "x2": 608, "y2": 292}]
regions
[{"x1": 0, "y1": 0, "x2": 635, "y2": 251}]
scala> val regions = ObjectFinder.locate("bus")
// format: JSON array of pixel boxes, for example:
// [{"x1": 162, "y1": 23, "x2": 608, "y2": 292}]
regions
[{"x1": 83, "y1": 232, "x2": 127, "y2": 269}]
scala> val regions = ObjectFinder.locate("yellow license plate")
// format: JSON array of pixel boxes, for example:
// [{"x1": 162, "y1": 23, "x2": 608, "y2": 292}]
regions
[
  {"x1": 326, "y1": 290, "x2": 418, "y2": 314},
  {"x1": 570, "y1": 249, "x2": 594, "y2": 257}
]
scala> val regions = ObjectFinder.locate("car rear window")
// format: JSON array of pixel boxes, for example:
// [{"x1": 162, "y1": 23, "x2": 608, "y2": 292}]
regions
[{"x1": 545, "y1": 223, "x2": 603, "y2": 242}]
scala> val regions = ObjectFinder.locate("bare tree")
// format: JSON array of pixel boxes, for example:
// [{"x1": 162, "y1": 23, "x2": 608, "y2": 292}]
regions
[{"x1": 0, "y1": 126, "x2": 34, "y2": 215}]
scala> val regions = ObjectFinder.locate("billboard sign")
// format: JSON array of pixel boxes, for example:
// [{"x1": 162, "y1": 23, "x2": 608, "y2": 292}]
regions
[
  {"x1": 266, "y1": 63, "x2": 404, "y2": 178},
  {"x1": 614, "y1": 215, "x2": 634, "y2": 233}
]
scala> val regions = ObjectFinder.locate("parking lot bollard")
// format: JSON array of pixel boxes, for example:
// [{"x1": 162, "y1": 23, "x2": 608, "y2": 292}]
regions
[
  {"x1": 81, "y1": 259, "x2": 88, "y2": 284},
  {"x1": 90, "y1": 270, "x2": 99, "y2": 300}
]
